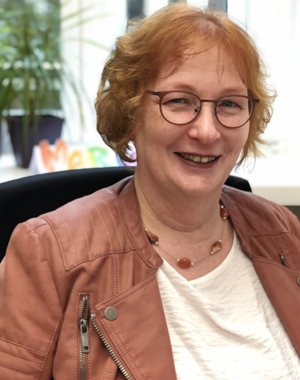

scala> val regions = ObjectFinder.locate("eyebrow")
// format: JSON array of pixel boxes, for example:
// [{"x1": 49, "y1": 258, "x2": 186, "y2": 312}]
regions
[
  {"x1": 158, "y1": 83, "x2": 197, "y2": 92},
  {"x1": 159, "y1": 83, "x2": 247, "y2": 96},
  {"x1": 217, "y1": 87, "x2": 248, "y2": 96}
]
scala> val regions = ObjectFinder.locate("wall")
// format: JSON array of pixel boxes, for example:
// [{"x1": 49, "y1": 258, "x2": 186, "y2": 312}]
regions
[
  {"x1": 229, "y1": 0, "x2": 300, "y2": 158},
  {"x1": 60, "y1": 0, "x2": 127, "y2": 142}
]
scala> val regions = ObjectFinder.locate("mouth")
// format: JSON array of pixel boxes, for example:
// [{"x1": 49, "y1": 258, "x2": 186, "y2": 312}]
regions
[{"x1": 178, "y1": 153, "x2": 218, "y2": 163}]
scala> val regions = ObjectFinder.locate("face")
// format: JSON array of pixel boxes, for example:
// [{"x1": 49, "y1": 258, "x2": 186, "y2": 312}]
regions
[{"x1": 134, "y1": 45, "x2": 249, "y2": 200}]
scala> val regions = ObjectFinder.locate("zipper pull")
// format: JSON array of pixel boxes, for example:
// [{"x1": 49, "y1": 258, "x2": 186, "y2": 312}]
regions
[{"x1": 80, "y1": 318, "x2": 90, "y2": 353}]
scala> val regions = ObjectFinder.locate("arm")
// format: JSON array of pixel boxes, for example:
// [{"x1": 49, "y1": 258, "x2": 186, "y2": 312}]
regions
[{"x1": 0, "y1": 220, "x2": 63, "y2": 380}]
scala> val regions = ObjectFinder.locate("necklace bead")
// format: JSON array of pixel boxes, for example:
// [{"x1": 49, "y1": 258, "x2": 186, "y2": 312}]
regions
[
  {"x1": 177, "y1": 258, "x2": 192, "y2": 268},
  {"x1": 211, "y1": 240, "x2": 222, "y2": 254},
  {"x1": 220, "y1": 205, "x2": 229, "y2": 219}
]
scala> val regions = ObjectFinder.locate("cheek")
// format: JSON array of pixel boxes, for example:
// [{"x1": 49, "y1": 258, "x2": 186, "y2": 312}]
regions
[
  {"x1": 235, "y1": 124, "x2": 250, "y2": 150},
  {"x1": 133, "y1": 106, "x2": 150, "y2": 146},
  {"x1": 133, "y1": 116, "x2": 158, "y2": 157},
  {"x1": 134, "y1": 107, "x2": 169, "y2": 146},
  {"x1": 224, "y1": 125, "x2": 249, "y2": 160},
  {"x1": 241, "y1": 123, "x2": 250, "y2": 146}
]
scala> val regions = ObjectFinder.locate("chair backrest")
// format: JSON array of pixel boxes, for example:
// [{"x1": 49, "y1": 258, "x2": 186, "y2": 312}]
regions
[{"x1": 0, "y1": 167, "x2": 251, "y2": 262}]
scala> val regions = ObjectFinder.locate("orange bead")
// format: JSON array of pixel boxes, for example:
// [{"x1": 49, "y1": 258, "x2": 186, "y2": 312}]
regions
[
  {"x1": 211, "y1": 240, "x2": 222, "y2": 254},
  {"x1": 177, "y1": 258, "x2": 191, "y2": 268},
  {"x1": 145, "y1": 229, "x2": 159, "y2": 245},
  {"x1": 220, "y1": 206, "x2": 229, "y2": 219}
]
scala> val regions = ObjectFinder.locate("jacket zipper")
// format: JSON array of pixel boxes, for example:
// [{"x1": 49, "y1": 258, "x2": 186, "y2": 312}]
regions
[
  {"x1": 91, "y1": 313, "x2": 132, "y2": 380},
  {"x1": 79, "y1": 296, "x2": 90, "y2": 380}
]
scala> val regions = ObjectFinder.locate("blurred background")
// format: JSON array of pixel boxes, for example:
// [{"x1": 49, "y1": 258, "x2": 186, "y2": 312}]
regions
[{"x1": 0, "y1": 0, "x2": 299, "y2": 216}]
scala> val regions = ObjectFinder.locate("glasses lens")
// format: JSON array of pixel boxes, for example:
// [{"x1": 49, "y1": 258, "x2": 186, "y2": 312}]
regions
[
  {"x1": 216, "y1": 96, "x2": 253, "y2": 128},
  {"x1": 160, "y1": 91, "x2": 200, "y2": 124}
]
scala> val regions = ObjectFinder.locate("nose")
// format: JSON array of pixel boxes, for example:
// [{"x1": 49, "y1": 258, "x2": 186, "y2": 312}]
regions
[{"x1": 187, "y1": 103, "x2": 221, "y2": 144}]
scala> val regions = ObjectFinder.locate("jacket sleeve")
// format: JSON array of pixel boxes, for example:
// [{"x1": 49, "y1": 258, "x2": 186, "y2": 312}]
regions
[{"x1": 0, "y1": 220, "x2": 63, "y2": 380}]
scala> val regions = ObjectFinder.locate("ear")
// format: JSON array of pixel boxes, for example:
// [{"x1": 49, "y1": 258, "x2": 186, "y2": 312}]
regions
[{"x1": 125, "y1": 141, "x2": 137, "y2": 165}]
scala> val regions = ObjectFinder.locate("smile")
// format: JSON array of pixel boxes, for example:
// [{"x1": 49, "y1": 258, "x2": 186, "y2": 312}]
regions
[{"x1": 179, "y1": 153, "x2": 217, "y2": 163}]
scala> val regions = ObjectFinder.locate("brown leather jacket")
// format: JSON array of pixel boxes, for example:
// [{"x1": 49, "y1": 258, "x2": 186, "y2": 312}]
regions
[{"x1": 0, "y1": 177, "x2": 300, "y2": 380}]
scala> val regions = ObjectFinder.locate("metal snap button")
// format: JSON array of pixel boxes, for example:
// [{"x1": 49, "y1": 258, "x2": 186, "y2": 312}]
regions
[
  {"x1": 104, "y1": 306, "x2": 118, "y2": 321},
  {"x1": 297, "y1": 278, "x2": 300, "y2": 287}
]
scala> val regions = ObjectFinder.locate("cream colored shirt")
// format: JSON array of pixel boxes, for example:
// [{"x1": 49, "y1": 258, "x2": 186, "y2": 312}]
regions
[{"x1": 156, "y1": 232, "x2": 300, "y2": 379}]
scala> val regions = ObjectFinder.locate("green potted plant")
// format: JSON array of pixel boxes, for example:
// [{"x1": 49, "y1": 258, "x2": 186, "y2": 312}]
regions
[{"x1": 0, "y1": 0, "x2": 108, "y2": 167}]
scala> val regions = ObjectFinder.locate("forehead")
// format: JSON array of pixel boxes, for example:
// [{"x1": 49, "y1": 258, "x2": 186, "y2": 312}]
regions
[{"x1": 152, "y1": 45, "x2": 247, "y2": 95}]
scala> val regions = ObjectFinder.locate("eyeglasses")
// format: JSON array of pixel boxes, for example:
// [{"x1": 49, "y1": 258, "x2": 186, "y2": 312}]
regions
[{"x1": 145, "y1": 90, "x2": 259, "y2": 128}]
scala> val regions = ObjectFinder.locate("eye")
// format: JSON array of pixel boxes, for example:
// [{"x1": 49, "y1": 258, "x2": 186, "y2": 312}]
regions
[
  {"x1": 164, "y1": 98, "x2": 190, "y2": 105},
  {"x1": 216, "y1": 96, "x2": 249, "y2": 120},
  {"x1": 161, "y1": 92, "x2": 199, "y2": 112},
  {"x1": 220, "y1": 100, "x2": 240, "y2": 108}
]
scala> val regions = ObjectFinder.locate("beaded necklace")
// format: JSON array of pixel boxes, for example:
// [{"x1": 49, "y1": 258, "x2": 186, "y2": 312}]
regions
[{"x1": 145, "y1": 204, "x2": 229, "y2": 269}]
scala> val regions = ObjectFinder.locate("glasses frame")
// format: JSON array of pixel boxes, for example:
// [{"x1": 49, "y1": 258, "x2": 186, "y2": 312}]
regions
[{"x1": 145, "y1": 90, "x2": 259, "y2": 128}]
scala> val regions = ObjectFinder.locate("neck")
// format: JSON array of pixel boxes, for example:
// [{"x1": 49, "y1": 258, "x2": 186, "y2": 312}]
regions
[
  {"x1": 134, "y1": 169, "x2": 233, "y2": 280},
  {"x1": 134, "y1": 169, "x2": 222, "y2": 240}
]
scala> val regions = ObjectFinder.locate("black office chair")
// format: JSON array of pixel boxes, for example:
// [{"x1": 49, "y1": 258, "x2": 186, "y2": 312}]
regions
[{"x1": 0, "y1": 167, "x2": 251, "y2": 262}]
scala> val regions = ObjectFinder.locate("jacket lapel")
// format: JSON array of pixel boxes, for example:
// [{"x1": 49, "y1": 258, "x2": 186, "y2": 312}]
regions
[
  {"x1": 221, "y1": 186, "x2": 300, "y2": 357},
  {"x1": 252, "y1": 256, "x2": 300, "y2": 357},
  {"x1": 92, "y1": 272, "x2": 177, "y2": 380}
]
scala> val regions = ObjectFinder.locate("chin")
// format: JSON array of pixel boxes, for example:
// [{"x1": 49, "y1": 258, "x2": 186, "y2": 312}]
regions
[{"x1": 171, "y1": 178, "x2": 223, "y2": 199}]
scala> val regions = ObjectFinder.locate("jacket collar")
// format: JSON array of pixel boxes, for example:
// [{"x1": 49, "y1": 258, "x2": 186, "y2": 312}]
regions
[
  {"x1": 118, "y1": 177, "x2": 164, "y2": 270},
  {"x1": 117, "y1": 178, "x2": 291, "y2": 264}
]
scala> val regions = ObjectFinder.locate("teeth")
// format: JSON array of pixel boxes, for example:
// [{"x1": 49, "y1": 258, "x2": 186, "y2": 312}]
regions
[{"x1": 180, "y1": 154, "x2": 216, "y2": 163}]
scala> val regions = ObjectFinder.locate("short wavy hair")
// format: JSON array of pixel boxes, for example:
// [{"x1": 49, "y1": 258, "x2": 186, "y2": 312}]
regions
[{"x1": 95, "y1": 3, "x2": 276, "y2": 165}]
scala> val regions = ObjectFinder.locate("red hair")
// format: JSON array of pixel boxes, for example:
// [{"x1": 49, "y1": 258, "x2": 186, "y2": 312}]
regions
[{"x1": 95, "y1": 3, "x2": 276, "y2": 164}]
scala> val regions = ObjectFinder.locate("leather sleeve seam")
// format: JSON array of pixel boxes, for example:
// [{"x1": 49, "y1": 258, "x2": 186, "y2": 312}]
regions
[
  {"x1": 0, "y1": 363, "x2": 38, "y2": 379},
  {"x1": 0, "y1": 349, "x2": 42, "y2": 367},
  {"x1": 37, "y1": 308, "x2": 62, "y2": 380},
  {"x1": 0, "y1": 337, "x2": 47, "y2": 356}
]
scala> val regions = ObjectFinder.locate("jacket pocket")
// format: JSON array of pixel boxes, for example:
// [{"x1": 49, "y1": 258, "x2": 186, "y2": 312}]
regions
[{"x1": 79, "y1": 295, "x2": 91, "y2": 380}]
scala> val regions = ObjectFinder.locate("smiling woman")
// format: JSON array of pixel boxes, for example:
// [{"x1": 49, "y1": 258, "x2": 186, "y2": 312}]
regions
[{"x1": 1, "y1": 3, "x2": 300, "y2": 380}]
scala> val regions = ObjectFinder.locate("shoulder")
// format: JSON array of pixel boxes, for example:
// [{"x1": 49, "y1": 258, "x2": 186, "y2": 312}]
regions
[
  {"x1": 221, "y1": 185, "x2": 299, "y2": 235},
  {"x1": 28, "y1": 177, "x2": 134, "y2": 270},
  {"x1": 221, "y1": 186, "x2": 300, "y2": 266}
]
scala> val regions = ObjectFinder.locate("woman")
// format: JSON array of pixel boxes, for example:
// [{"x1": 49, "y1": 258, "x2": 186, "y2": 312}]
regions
[{"x1": 1, "y1": 3, "x2": 300, "y2": 380}]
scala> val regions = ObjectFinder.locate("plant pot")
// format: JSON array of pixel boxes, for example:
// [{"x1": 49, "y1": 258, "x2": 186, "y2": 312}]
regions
[{"x1": 8, "y1": 115, "x2": 64, "y2": 168}]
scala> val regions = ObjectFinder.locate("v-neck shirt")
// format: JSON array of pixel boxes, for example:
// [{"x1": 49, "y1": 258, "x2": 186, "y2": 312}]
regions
[{"x1": 156, "y1": 232, "x2": 300, "y2": 379}]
